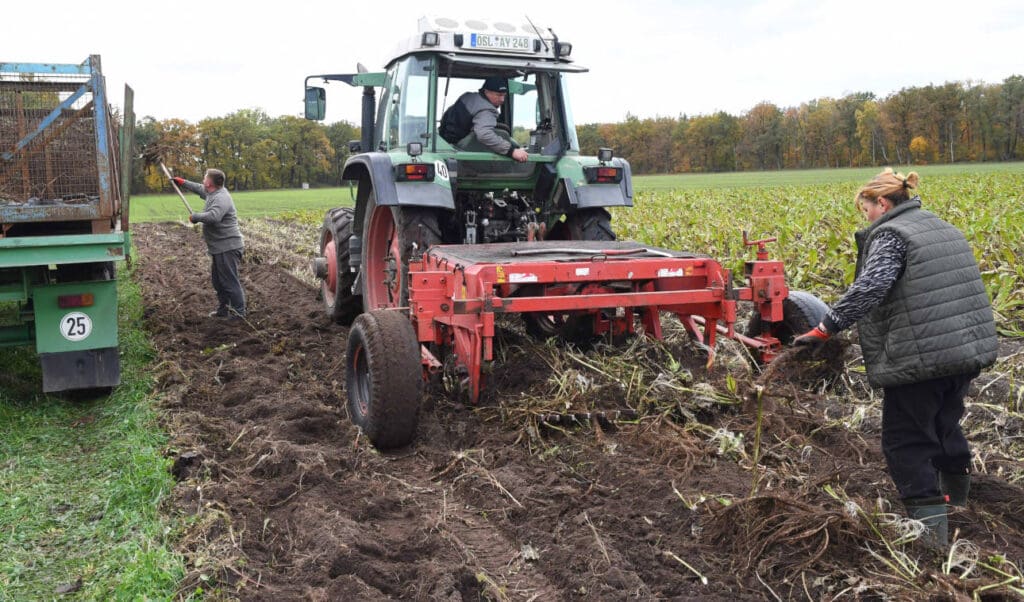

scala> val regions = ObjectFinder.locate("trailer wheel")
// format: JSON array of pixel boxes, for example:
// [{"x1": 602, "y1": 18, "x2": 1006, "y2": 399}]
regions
[
  {"x1": 746, "y1": 290, "x2": 829, "y2": 345},
  {"x1": 346, "y1": 310, "x2": 423, "y2": 449},
  {"x1": 363, "y1": 191, "x2": 442, "y2": 311},
  {"x1": 318, "y1": 207, "x2": 361, "y2": 325}
]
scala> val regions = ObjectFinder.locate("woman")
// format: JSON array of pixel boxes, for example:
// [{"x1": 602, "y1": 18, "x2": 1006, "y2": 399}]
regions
[{"x1": 794, "y1": 168, "x2": 998, "y2": 547}]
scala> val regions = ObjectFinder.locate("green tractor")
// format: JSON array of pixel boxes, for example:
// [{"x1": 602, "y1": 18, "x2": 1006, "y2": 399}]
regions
[{"x1": 306, "y1": 16, "x2": 632, "y2": 328}]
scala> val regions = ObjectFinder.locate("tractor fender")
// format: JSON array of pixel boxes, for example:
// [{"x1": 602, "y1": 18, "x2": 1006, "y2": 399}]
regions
[
  {"x1": 558, "y1": 157, "x2": 634, "y2": 209},
  {"x1": 342, "y1": 152, "x2": 455, "y2": 215}
]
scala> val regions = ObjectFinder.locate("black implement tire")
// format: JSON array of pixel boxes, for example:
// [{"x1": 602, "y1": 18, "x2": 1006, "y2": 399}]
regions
[
  {"x1": 746, "y1": 290, "x2": 829, "y2": 345},
  {"x1": 319, "y1": 207, "x2": 362, "y2": 325},
  {"x1": 345, "y1": 310, "x2": 423, "y2": 449},
  {"x1": 520, "y1": 284, "x2": 599, "y2": 345},
  {"x1": 567, "y1": 208, "x2": 615, "y2": 241},
  {"x1": 362, "y1": 189, "x2": 443, "y2": 311},
  {"x1": 524, "y1": 208, "x2": 615, "y2": 342}
]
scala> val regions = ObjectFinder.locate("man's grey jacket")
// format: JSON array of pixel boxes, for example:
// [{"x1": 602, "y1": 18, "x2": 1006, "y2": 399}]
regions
[{"x1": 181, "y1": 180, "x2": 244, "y2": 255}]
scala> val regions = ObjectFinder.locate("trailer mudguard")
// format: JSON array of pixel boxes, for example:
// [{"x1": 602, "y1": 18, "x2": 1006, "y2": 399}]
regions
[
  {"x1": 40, "y1": 347, "x2": 120, "y2": 392},
  {"x1": 342, "y1": 152, "x2": 455, "y2": 210}
]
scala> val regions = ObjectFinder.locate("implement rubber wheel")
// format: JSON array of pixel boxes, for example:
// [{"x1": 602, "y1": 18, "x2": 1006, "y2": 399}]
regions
[
  {"x1": 524, "y1": 208, "x2": 616, "y2": 342},
  {"x1": 362, "y1": 190, "x2": 442, "y2": 311},
  {"x1": 346, "y1": 310, "x2": 423, "y2": 449},
  {"x1": 520, "y1": 284, "x2": 601, "y2": 345},
  {"x1": 319, "y1": 207, "x2": 361, "y2": 325},
  {"x1": 746, "y1": 290, "x2": 829, "y2": 345}
]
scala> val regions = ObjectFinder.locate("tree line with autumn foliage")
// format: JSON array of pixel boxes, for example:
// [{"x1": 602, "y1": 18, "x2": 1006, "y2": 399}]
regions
[
  {"x1": 579, "y1": 76, "x2": 1024, "y2": 173},
  {"x1": 132, "y1": 110, "x2": 358, "y2": 193},
  {"x1": 133, "y1": 75, "x2": 1024, "y2": 193}
]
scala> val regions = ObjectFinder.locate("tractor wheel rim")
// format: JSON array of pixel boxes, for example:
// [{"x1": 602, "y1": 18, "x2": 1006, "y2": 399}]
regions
[
  {"x1": 322, "y1": 237, "x2": 337, "y2": 306},
  {"x1": 352, "y1": 344, "x2": 370, "y2": 417},
  {"x1": 366, "y1": 206, "x2": 401, "y2": 309}
]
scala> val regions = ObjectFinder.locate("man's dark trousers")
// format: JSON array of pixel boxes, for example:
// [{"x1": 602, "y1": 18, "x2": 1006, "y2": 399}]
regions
[
  {"x1": 881, "y1": 371, "x2": 977, "y2": 500},
  {"x1": 211, "y1": 249, "x2": 246, "y2": 316}
]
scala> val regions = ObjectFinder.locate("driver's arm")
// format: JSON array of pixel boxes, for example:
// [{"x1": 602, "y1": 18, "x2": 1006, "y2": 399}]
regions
[{"x1": 471, "y1": 107, "x2": 515, "y2": 156}]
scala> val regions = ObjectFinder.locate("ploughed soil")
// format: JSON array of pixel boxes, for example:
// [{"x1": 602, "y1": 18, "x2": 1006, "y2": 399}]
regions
[{"x1": 134, "y1": 221, "x2": 1024, "y2": 601}]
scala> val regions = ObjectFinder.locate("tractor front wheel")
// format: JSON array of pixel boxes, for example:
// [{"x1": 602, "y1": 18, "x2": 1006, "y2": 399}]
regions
[{"x1": 346, "y1": 310, "x2": 423, "y2": 449}]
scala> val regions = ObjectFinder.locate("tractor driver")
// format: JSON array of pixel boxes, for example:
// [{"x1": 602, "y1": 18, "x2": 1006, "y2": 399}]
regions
[{"x1": 439, "y1": 76, "x2": 529, "y2": 162}]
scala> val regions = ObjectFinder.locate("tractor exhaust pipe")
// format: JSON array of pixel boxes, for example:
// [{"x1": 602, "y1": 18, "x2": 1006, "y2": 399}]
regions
[{"x1": 361, "y1": 86, "x2": 375, "y2": 152}]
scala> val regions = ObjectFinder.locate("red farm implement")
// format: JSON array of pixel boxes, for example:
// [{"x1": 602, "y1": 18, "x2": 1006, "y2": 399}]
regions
[{"x1": 344, "y1": 236, "x2": 802, "y2": 449}]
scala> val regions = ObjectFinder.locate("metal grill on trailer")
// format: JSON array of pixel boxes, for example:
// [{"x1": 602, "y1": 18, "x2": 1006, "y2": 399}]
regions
[{"x1": 1, "y1": 55, "x2": 125, "y2": 234}]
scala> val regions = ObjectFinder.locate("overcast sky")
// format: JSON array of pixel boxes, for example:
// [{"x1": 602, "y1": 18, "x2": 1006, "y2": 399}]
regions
[{"x1": 6, "y1": 0, "x2": 1022, "y2": 126}]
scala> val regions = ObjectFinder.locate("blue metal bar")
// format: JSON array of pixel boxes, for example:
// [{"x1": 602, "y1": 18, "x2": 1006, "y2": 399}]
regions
[
  {"x1": 0, "y1": 83, "x2": 90, "y2": 161},
  {"x1": 0, "y1": 59, "x2": 92, "y2": 75},
  {"x1": 89, "y1": 55, "x2": 114, "y2": 212}
]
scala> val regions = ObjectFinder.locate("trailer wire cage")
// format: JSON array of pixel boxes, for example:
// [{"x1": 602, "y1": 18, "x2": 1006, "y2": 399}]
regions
[{"x1": 0, "y1": 56, "x2": 119, "y2": 215}]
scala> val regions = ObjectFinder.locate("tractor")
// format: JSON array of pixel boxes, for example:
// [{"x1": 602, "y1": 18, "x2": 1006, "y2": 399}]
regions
[{"x1": 305, "y1": 17, "x2": 824, "y2": 449}]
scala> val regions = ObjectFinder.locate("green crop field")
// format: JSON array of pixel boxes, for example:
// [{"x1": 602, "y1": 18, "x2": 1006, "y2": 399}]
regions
[
  {"x1": 128, "y1": 162, "x2": 1024, "y2": 222},
  {"x1": 633, "y1": 161, "x2": 1024, "y2": 190},
  {"x1": 129, "y1": 187, "x2": 358, "y2": 222},
  {"x1": 615, "y1": 169, "x2": 1024, "y2": 335}
]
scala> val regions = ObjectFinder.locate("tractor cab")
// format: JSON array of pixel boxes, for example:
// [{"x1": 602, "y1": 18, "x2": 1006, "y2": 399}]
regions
[{"x1": 306, "y1": 17, "x2": 589, "y2": 168}]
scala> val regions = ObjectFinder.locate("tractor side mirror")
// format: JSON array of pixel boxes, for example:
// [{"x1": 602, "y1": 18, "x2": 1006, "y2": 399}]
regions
[
  {"x1": 348, "y1": 140, "x2": 362, "y2": 153},
  {"x1": 304, "y1": 87, "x2": 326, "y2": 121}
]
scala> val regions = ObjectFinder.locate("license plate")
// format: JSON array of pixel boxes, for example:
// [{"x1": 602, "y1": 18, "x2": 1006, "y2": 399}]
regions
[{"x1": 469, "y1": 34, "x2": 532, "y2": 52}]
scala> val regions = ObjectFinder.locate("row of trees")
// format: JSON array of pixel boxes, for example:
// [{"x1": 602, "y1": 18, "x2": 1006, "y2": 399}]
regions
[
  {"x1": 579, "y1": 76, "x2": 1024, "y2": 173},
  {"x1": 133, "y1": 110, "x2": 357, "y2": 193},
  {"x1": 133, "y1": 75, "x2": 1024, "y2": 192}
]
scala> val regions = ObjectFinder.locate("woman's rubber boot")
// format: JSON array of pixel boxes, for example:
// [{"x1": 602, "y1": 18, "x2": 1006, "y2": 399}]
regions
[
  {"x1": 904, "y1": 496, "x2": 949, "y2": 550},
  {"x1": 939, "y1": 472, "x2": 970, "y2": 507}
]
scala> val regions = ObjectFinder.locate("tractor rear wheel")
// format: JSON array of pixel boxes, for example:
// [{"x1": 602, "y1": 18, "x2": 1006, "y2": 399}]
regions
[
  {"x1": 345, "y1": 309, "x2": 423, "y2": 449},
  {"x1": 362, "y1": 191, "x2": 442, "y2": 311},
  {"x1": 746, "y1": 290, "x2": 829, "y2": 345},
  {"x1": 566, "y1": 208, "x2": 616, "y2": 241},
  {"x1": 318, "y1": 207, "x2": 361, "y2": 325}
]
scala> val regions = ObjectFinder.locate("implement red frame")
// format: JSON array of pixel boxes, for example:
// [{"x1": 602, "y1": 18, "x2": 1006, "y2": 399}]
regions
[{"x1": 404, "y1": 240, "x2": 788, "y2": 403}]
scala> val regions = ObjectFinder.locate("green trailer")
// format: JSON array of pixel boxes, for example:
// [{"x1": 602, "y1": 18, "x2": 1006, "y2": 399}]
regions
[{"x1": 1, "y1": 55, "x2": 134, "y2": 392}]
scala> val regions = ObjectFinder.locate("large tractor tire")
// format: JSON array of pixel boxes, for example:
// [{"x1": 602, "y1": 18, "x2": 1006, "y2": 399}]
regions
[
  {"x1": 318, "y1": 207, "x2": 361, "y2": 325},
  {"x1": 746, "y1": 290, "x2": 829, "y2": 345},
  {"x1": 566, "y1": 208, "x2": 616, "y2": 241},
  {"x1": 345, "y1": 309, "x2": 423, "y2": 449},
  {"x1": 524, "y1": 208, "x2": 616, "y2": 342},
  {"x1": 362, "y1": 190, "x2": 442, "y2": 311}
]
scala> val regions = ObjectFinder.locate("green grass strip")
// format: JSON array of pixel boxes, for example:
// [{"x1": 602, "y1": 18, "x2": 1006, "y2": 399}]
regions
[{"x1": 0, "y1": 265, "x2": 183, "y2": 600}]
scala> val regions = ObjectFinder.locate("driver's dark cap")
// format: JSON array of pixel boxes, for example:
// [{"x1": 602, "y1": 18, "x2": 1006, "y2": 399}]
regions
[{"x1": 481, "y1": 77, "x2": 509, "y2": 93}]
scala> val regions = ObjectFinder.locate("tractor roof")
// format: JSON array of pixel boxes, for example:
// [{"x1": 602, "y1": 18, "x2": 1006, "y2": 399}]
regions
[{"x1": 385, "y1": 16, "x2": 586, "y2": 73}]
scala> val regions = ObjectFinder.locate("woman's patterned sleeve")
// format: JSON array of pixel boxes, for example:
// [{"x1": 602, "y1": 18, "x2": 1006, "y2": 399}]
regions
[{"x1": 821, "y1": 230, "x2": 907, "y2": 334}]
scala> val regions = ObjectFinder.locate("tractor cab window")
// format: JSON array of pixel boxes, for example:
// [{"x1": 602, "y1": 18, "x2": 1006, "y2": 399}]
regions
[
  {"x1": 509, "y1": 75, "x2": 538, "y2": 148},
  {"x1": 436, "y1": 72, "x2": 558, "y2": 153},
  {"x1": 381, "y1": 55, "x2": 432, "y2": 149}
]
